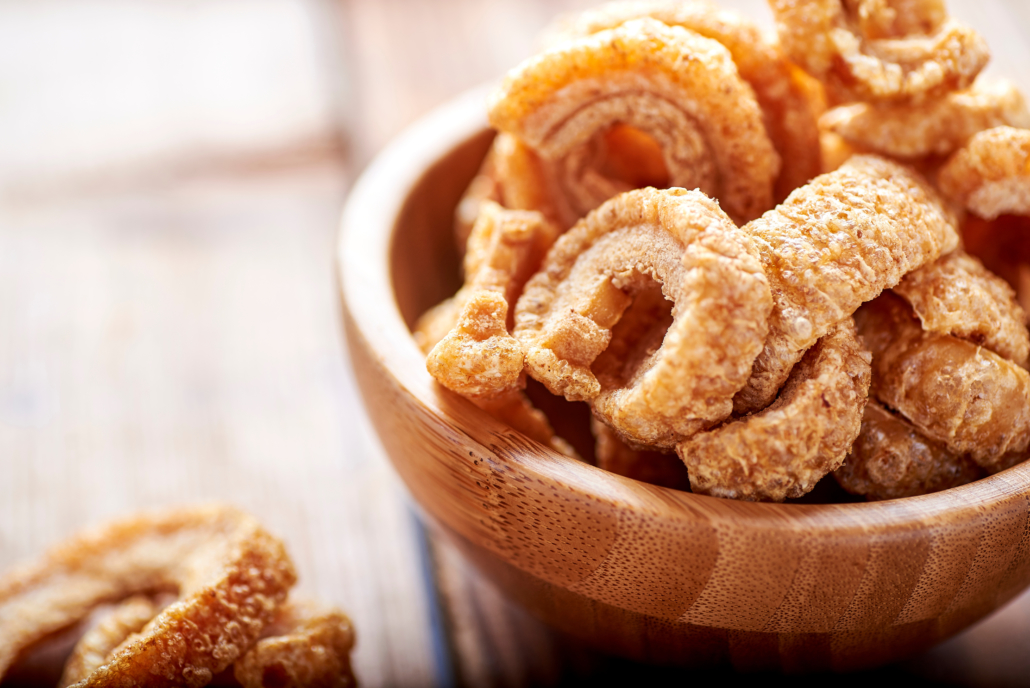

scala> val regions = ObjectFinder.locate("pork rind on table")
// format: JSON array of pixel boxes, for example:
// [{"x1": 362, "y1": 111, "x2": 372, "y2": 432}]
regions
[
  {"x1": 417, "y1": 0, "x2": 1030, "y2": 502},
  {"x1": 0, "y1": 505, "x2": 357, "y2": 688}
]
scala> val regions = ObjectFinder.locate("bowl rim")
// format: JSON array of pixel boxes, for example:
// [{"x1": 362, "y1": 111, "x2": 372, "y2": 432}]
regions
[{"x1": 337, "y1": 85, "x2": 1030, "y2": 535}]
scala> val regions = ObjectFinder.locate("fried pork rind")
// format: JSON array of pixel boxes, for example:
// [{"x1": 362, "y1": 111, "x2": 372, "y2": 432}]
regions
[
  {"x1": 541, "y1": 0, "x2": 822, "y2": 201},
  {"x1": 769, "y1": 0, "x2": 989, "y2": 104},
  {"x1": 591, "y1": 417, "x2": 691, "y2": 490},
  {"x1": 857, "y1": 293, "x2": 1030, "y2": 471},
  {"x1": 734, "y1": 154, "x2": 960, "y2": 414},
  {"x1": 0, "y1": 505, "x2": 296, "y2": 687},
  {"x1": 417, "y1": 200, "x2": 558, "y2": 398},
  {"x1": 58, "y1": 596, "x2": 161, "y2": 687},
  {"x1": 489, "y1": 17, "x2": 779, "y2": 226},
  {"x1": 893, "y1": 250, "x2": 1030, "y2": 367},
  {"x1": 515, "y1": 187, "x2": 771, "y2": 448},
  {"x1": 677, "y1": 318, "x2": 871, "y2": 502},
  {"x1": 820, "y1": 78, "x2": 1030, "y2": 159},
  {"x1": 233, "y1": 599, "x2": 356, "y2": 688},
  {"x1": 938, "y1": 126, "x2": 1030, "y2": 220},
  {"x1": 835, "y1": 400, "x2": 983, "y2": 500}
]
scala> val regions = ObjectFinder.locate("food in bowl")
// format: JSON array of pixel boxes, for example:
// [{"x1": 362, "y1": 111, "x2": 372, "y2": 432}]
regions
[{"x1": 415, "y1": 0, "x2": 1030, "y2": 502}]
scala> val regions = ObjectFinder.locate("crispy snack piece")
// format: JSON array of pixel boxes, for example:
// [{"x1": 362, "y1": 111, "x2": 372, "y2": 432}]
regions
[
  {"x1": 454, "y1": 133, "x2": 568, "y2": 251},
  {"x1": 735, "y1": 154, "x2": 959, "y2": 413},
  {"x1": 515, "y1": 187, "x2": 771, "y2": 448},
  {"x1": 0, "y1": 505, "x2": 296, "y2": 687},
  {"x1": 417, "y1": 201, "x2": 558, "y2": 398},
  {"x1": 59, "y1": 596, "x2": 162, "y2": 687},
  {"x1": 233, "y1": 599, "x2": 356, "y2": 688},
  {"x1": 856, "y1": 293, "x2": 1030, "y2": 470},
  {"x1": 835, "y1": 400, "x2": 983, "y2": 500},
  {"x1": 820, "y1": 78, "x2": 1030, "y2": 159},
  {"x1": 894, "y1": 250, "x2": 1030, "y2": 367},
  {"x1": 489, "y1": 17, "x2": 779, "y2": 226},
  {"x1": 541, "y1": 0, "x2": 822, "y2": 201},
  {"x1": 768, "y1": 0, "x2": 988, "y2": 104},
  {"x1": 938, "y1": 126, "x2": 1030, "y2": 220},
  {"x1": 677, "y1": 318, "x2": 871, "y2": 502}
]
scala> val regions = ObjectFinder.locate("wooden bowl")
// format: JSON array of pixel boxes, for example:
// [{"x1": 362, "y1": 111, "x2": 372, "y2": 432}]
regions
[{"x1": 337, "y1": 88, "x2": 1030, "y2": 672}]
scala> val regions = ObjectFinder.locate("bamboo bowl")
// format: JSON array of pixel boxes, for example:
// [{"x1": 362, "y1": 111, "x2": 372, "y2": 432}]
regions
[{"x1": 338, "y1": 88, "x2": 1030, "y2": 672}]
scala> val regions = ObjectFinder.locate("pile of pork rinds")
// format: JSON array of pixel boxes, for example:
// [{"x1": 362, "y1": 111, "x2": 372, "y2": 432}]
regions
[{"x1": 414, "y1": 0, "x2": 1030, "y2": 503}]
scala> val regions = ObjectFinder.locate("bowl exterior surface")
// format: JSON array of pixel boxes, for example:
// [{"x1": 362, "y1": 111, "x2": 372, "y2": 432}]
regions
[{"x1": 338, "y1": 91, "x2": 1030, "y2": 671}]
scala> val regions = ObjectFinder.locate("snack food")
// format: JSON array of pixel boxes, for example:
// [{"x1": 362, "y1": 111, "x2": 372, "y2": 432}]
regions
[
  {"x1": 489, "y1": 17, "x2": 779, "y2": 226},
  {"x1": 734, "y1": 154, "x2": 959, "y2": 413},
  {"x1": 834, "y1": 400, "x2": 984, "y2": 500},
  {"x1": 819, "y1": 78, "x2": 1030, "y2": 159},
  {"x1": 417, "y1": 0, "x2": 1030, "y2": 503},
  {"x1": 678, "y1": 318, "x2": 871, "y2": 501},
  {"x1": 0, "y1": 506, "x2": 356, "y2": 687},
  {"x1": 515, "y1": 187, "x2": 771, "y2": 448},
  {"x1": 542, "y1": 0, "x2": 823, "y2": 200},
  {"x1": 768, "y1": 0, "x2": 989, "y2": 104},
  {"x1": 856, "y1": 292, "x2": 1030, "y2": 471}
]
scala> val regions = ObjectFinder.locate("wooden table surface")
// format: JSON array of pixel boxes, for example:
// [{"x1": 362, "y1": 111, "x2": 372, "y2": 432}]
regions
[{"x1": 1, "y1": 1, "x2": 1029, "y2": 686}]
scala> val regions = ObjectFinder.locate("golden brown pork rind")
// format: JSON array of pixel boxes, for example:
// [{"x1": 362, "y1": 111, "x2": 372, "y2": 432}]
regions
[
  {"x1": 59, "y1": 596, "x2": 161, "y2": 687},
  {"x1": 541, "y1": 0, "x2": 822, "y2": 201},
  {"x1": 938, "y1": 126, "x2": 1030, "y2": 219},
  {"x1": 893, "y1": 250, "x2": 1030, "y2": 367},
  {"x1": 820, "y1": 78, "x2": 1030, "y2": 159},
  {"x1": 856, "y1": 293, "x2": 1030, "y2": 471},
  {"x1": 489, "y1": 17, "x2": 779, "y2": 226},
  {"x1": 591, "y1": 417, "x2": 691, "y2": 490},
  {"x1": 834, "y1": 400, "x2": 983, "y2": 500},
  {"x1": 417, "y1": 201, "x2": 558, "y2": 399},
  {"x1": 233, "y1": 599, "x2": 356, "y2": 688},
  {"x1": 734, "y1": 154, "x2": 959, "y2": 413},
  {"x1": 515, "y1": 187, "x2": 771, "y2": 448},
  {"x1": 677, "y1": 318, "x2": 871, "y2": 502},
  {"x1": 768, "y1": 0, "x2": 988, "y2": 104},
  {"x1": 0, "y1": 506, "x2": 296, "y2": 688}
]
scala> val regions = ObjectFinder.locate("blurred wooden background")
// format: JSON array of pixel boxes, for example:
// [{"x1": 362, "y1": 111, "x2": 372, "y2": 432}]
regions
[{"x1": 0, "y1": 1, "x2": 1029, "y2": 686}]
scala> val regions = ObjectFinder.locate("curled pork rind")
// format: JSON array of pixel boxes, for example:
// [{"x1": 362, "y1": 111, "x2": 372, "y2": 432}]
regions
[
  {"x1": 59, "y1": 596, "x2": 162, "y2": 687},
  {"x1": 768, "y1": 0, "x2": 989, "y2": 104},
  {"x1": 856, "y1": 293, "x2": 1030, "y2": 471},
  {"x1": 0, "y1": 505, "x2": 296, "y2": 688},
  {"x1": 233, "y1": 599, "x2": 356, "y2": 688},
  {"x1": 417, "y1": 200, "x2": 558, "y2": 398},
  {"x1": 938, "y1": 126, "x2": 1030, "y2": 219},
  {"x1": 677, "y1": 318, "x2": 871, "y2": 502},
  {"x1": 820, "y1": 78, "x2": 1030, "y2": 159},
  {"x1": 541, "y1": 0, "x2": 822, "y2": 201},
  {"x1": 735, "y1": 154, "x2": 959, "y2": 413},
  {"x1": 488, "y1": 17, "x2": 779, "y2": 226},
  {"x1": 835, "y1": 400, "x2": 983, "y2": 500},
  {"x1": 515, "y1": 187, "x2": 771, "y2": 448},
  {"x1": 893, "y1": 250, "x2": 1030, "y2": 367}
]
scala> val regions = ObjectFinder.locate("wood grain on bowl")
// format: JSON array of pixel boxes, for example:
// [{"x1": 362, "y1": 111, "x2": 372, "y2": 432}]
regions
[{"x1": 337, "y1": 89, "x2": 1030, "y2": 672}]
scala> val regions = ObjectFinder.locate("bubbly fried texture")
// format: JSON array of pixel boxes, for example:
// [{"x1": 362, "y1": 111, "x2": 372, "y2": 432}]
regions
[
  {"x1": 59, "y1": 596, "x2": 161, "y2": 687},
  {"x1": 857, "y1": 293, "x2": 1030, "y2": 470},
  {"x1": 541, "y1": 0, "x2": 822, "y2": 201},
  {"x1": 233, "y1": 599, "x2": 356, "y2": 688},
  {"x1": 768, "y1": 0, "x2": 988, "y2": 104},
  {"x1": 418, "y1": 201, "x2": 558, "y2": 399},
  {"x1": 894, "y1": 250, "x2": 1030, "y2": 367},
  {"x1": 515, "y1": 188, "x2": 771, "y2": 448},
  {"x1": 938, "y1": 126, "x2": 1030, "y2": 220},
  {"x1": 0, "y1": 505, "x2": 296, "y2": 688},
  {"x1": 835, "y1": 400, "x2": 983, "y2": 500},
  {"x1": 489, "y1": 17, "x2": 779, "y2": 225},
  {"x1": 820, "y1": 78, "x2": 1030, "y2": 159},
  {"x1": 734, "y1": 154, "x2": 959, "y2": 413},
  {"x1": 678, "y1": 318, "x2": 871, "y2": 502}
]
